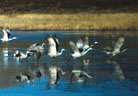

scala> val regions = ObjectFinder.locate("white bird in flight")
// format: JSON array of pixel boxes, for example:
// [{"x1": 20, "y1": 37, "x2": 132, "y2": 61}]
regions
[
  {"x1": 47, "y1": 34, "x2": 65, "y2": 57},
  {"x1": 1, "y1": 28, "x2": 17, "y2": 42},
  {"x1": 104, "y1": 37, "x2": 127, "y2": 56},
  {"x1": 69, "y1": 41, "x2": 92, "y2": 59}
]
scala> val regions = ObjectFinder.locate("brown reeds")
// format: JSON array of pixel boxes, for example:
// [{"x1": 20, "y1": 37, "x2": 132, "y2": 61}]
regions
[{"x1": 0, "y1": 13, "x2": 138, "y2": 30}]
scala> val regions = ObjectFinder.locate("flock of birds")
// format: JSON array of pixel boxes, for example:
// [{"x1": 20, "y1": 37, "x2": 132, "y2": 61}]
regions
[
  {"x1": 13, "y1": 32, "x2": 98, "y2": 60},
  {"x1": 1, "y1": 28, "x2": 127, "y2": 84}
]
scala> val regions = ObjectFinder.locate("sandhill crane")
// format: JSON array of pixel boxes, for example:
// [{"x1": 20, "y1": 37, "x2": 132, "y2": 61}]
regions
[
  {"x1": 104, "y1": 37, "x2": 127, "y2": 56},
  {"x1": 1, "y1": 28, "x2": 17, "y2": 42},
  {"x1": 47, "y1": 34, "x2": 65, "y2": 57},
  {"x1": 14, "y1": 50, "x2": 31, "y2": 60},
  {"x1": 69, "y1": 41, "x2": 92, "y2": 59},
  {"x1": 76, "y1": 35, "x2": 98, "y2": 52},
  {"x1": 27, "y1": 42, "x2": 46, "y2": 60}
]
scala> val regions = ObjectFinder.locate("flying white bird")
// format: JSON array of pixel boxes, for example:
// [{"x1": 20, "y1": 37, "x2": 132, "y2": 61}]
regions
[
  {"x1": 1, "y1": 28, "x2": 17, "y2": 42},
  {"x1": 27, "y1": 42, "x2": 46, "y2": 60},
  {"x1": 47, "y1": 34, "x2": 65, "y2": 57},
  {"x1": 76, "y1": 36, "x2": 98, "y2": 52},
  {"x1": 69, "y1": 41, "x2": 92, "y2": 59},
  {"x1": 14, "y1": 50, "x2": 31, "y2": 60},
  {"x1": 104, "y1": 37, "x2": 127, "y2": 56}
]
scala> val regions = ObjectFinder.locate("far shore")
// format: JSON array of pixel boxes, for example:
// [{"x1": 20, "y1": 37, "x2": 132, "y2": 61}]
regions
[{"x1": 0, "y1": 12, "x2": 138, "y2": 31}]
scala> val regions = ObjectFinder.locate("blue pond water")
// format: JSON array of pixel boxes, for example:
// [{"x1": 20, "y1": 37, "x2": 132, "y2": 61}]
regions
[{"x1": 0, "y1": 31, "x2": 137, "y2": 96}]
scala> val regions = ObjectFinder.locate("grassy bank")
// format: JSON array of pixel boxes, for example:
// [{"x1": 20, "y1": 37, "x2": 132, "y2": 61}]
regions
[{"x1": 0, "y1": 13, "x2": 138, "y2": 30}]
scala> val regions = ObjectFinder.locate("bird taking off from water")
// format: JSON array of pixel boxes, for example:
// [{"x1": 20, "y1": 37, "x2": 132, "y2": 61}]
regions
[
  {"x1": 27, "y1": 42, "x2": 46, "y2": 60},
  {"x1": 47, "y1": 34, "x2": 65, "y2": 57},
  {"x1": 71, "y1": 35, "x2": 98, "y2": 58},
  {"x1": 1, "y1": 28, "x2": 17, "y2": 42},
  {"x1": 76, "y1": 35, "x2": 98, "y2": 52},
  {"x1": 14, "y1": 50, "x2": 31, "y2": 60},
  {"x1": 103, "y1": 37, "x2": 127, "y2": 56},
  {"x1": 69, "y1": 41, "x2": 92, "y2": 59}
]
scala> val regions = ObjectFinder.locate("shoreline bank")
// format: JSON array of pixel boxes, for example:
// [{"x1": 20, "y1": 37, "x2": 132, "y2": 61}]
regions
[{"x1": 0, "y1": 13, "x2": 138, "y2": 31}]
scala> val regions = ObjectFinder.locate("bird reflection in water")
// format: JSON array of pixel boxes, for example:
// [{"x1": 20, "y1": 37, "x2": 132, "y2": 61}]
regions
[
  {"x1": 47, "y1": 65, "x2": 65, "y2": 89},
  {"x1": 2, "y1": 48, "x2": 9, "y2": 66},
  {"x1": 83, "y1": 59, "x2": 90, "y2": 66},
  {"x1": 28, "y1": 64, "x2": 45, "y2": 82},
  {"x1": 107, "y1": 59, "x2": 125, "y2": 81},
  {"x1": 82, "y1": 59, "x2": 92, "y2": 78},
  {"x1": 48, "y1": 66, "x2": 65, "y2": 85},
  {"x1": 70, "y1": 69, "x2": 93, "y2": 83},
  {"x1": 16, "y1": 72, "x2": 34, "y2": 83}
]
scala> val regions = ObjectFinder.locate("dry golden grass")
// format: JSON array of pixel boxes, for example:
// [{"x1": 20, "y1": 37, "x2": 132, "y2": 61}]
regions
[{"x1": 0, "y1": 13, "x2": 138, "y2": 30}]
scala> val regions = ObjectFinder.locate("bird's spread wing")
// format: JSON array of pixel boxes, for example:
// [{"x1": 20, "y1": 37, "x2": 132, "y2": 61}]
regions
[
  {"x1": 20, "y1": 51, "x2": 26, "y2": 57},
  {"x1": 53, "y1": 34, "x2": 59, "y2": 45},
  {"x1": 2, "y1": 29, "x2": 10, "y2": 39},
  {"x1": 28, "y1": 43, "x2": 39, "y2": 51},
  {"x1": 53, "y1": 35, "x2": 59, "y2": 52},
  {"x1": 6, "y1": 29, "x2": 11, "y2": 38},
  {"x1": 7, "y1": 32, "x2": 10, "y2": 39},
  {"x1": 84, "y1": 36, "x2": 89, "y2": 46},
  {"x1": 113, "y1": 37, "x2": 124, "y2": 51},
  {"x1": 103, "y1": 46, "x2": 112, "y2": 51},
  {"x1": 76, "y1": 38, "x2": 83, "y2": 49},
  {"x1": 83, "y1": 35, "x2": 91, "y2": 51},
  {"x1": 48, "y1": 37, "x2": 57, "y2": 53},
  {"x1": 76, "y1": 38, "x2": 84, "y2": 52},
  {"x1": 69, "y1": 41, "x2": 79, "y2": 53},
  {"x1": 107, "y1": 35, "x2": 115, "y2": 50}
]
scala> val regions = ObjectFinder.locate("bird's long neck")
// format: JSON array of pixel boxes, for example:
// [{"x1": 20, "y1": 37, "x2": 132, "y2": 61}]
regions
[
  {"x1": 82, "y1": 48, "x2": 91, "y2": 56},
  {"x1": 42, "y1": 43, "x2": 46, "y2": 47},
  {"x1": 90, "y1": 44, "x2": 93, "y2": 47},
  {"x1": 90, "y1": 41, "x2": 98, "y2": 47},
  {"x1": 57, "y1": 49, "x2": 64, "y2": 56},
  {"x1": 9, "y1": 37, "x2": 17, "y2": 41},
  {"x1": 24, "y1": 52, "x2": 30, "y2": 58},
  {"x1": 121, "y1": 48, "x2": 127, "y2": 53}
]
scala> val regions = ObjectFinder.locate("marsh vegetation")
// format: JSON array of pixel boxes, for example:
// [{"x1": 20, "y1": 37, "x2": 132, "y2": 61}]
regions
[{"x1": 0, "y1": 0, "x2": 138, "y2": 30}]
